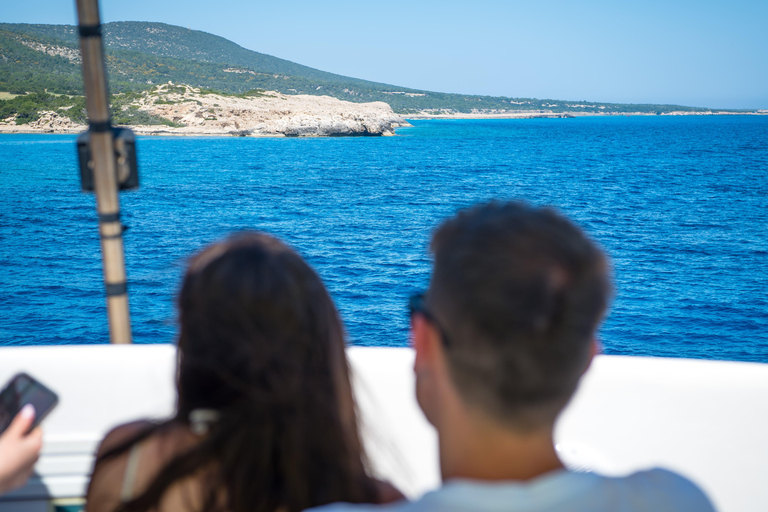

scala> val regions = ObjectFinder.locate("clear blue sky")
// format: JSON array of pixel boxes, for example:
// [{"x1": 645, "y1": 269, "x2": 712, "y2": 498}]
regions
[{"x1": 3, "y1": 0, "x2": 767, "y2": 109}]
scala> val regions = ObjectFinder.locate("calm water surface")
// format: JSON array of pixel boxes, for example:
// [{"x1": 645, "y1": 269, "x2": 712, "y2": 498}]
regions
[{"x1": 1, "y1": 116, "x2": 766, "y2": 361}]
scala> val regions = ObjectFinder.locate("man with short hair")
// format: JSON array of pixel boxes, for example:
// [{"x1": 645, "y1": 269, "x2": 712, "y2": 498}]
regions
[{"x1": 315, "y1": 201, "x2": 714, "y2": 512}]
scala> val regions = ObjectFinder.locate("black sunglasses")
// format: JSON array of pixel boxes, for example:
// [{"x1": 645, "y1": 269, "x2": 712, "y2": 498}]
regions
[{"x1": 408, "y1": 292, "x2": 452, "y2": 347}]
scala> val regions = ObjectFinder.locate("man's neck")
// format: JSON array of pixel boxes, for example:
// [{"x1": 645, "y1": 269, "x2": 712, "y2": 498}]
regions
[{"x1": 438, "y1": 409, "x2": 564, "y2": 482}]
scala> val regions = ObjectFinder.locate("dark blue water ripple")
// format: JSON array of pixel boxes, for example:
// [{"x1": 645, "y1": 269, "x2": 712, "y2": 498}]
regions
[{"x1": 1, "y1": 116, "x2": 766, "y2": 362}]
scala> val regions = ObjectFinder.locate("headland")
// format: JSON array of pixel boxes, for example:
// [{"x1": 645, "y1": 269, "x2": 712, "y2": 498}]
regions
[{"x1": 0, "y1": 83, "x2": 409, "y2": 137}]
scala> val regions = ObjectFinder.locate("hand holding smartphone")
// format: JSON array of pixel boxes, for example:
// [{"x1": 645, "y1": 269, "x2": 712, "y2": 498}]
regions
[
  {"x1": 0, "y1": 373, "x2": 57, "y2": 495},
  {"x1": 0, "y1": 373, "x2": 58, "y2": 435}
]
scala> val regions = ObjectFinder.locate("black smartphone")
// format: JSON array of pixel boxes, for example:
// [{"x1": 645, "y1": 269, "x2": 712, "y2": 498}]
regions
[{"x1": 0, "y1": 373, "x2": 59, "y2": 435}]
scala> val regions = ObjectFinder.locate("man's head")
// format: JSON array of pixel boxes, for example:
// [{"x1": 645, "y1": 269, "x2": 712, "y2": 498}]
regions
[{"x1": 412, "y1": 201, "x2": 611, "y2": 432}]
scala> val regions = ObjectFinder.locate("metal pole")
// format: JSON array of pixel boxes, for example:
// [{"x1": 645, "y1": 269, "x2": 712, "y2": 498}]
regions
[{"x1": 76, "y1": 0, "x2": 132, "y2": 344}]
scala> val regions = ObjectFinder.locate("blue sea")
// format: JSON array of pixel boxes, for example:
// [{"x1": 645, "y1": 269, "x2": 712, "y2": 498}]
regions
[{"x1": 0, "y1": 116, "x2": 766, "y2": 362}]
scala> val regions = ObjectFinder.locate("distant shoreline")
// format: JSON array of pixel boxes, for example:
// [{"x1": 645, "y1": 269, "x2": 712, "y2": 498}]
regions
[
  {"x1": 405, "y1": 111, "x2": 768, "y2": 120},
  {"x1": 2, "y1": 110, "x2": 766, "y2": 136}
]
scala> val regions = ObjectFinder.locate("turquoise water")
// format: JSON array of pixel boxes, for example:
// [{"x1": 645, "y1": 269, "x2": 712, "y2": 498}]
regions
[{"x1": 0, "y1": 116, "x2": 766, "y2": 361}]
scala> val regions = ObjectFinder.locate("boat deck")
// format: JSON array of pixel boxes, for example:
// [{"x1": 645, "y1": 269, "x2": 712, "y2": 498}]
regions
[{"x1": 0, "y1": 345, "x2": 766, "y2": 512}]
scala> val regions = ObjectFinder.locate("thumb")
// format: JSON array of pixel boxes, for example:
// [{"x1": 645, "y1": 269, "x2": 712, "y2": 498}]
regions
[{"x1": 6, "y1": 404, "x2": 36, "y2": 439}]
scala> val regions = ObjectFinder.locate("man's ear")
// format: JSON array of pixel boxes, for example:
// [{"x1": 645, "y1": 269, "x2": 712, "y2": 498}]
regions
[
  {"x1": 412, "y1": 313, "x2": 443, "y2": 426},
  {"x1": 412, "y1": 313, "x2": 436, "y2": 373}
]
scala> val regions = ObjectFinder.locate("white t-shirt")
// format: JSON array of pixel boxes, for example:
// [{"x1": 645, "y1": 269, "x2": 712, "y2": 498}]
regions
[{"x1": 310, "y1": 469, "x2": 716, "y2": 512}]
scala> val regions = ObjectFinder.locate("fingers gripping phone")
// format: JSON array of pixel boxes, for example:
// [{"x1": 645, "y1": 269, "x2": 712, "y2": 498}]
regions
[{"x1": 0, "y1": 373, "x2": 59, "y2": 434}]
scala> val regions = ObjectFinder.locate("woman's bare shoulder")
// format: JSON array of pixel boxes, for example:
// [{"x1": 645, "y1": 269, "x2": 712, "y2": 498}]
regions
[
  {"x1": 87, "y1": 421, "x2": 156, "y2": 512},
  {"x1": 96, "y1": 420, "x2": 156, "y2": 457}
]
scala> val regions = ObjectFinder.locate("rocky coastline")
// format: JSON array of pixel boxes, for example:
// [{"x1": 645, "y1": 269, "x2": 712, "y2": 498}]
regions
[
  {"x1": 1, "y1": 84, "x2": 764, "y2": 136},
  {"x1": 0, "y1": 83, "x2": 411, "y2": 137}
]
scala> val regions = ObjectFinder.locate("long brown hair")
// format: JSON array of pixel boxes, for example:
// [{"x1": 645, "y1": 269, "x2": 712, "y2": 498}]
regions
[{"x1": 94, "y1": 232, "x2": 377, "y2": 512}]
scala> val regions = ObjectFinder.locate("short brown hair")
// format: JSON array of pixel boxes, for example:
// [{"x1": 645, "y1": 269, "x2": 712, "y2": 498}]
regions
[{"x1": 428, "y1": 201, "x2": 611, "y2": 428}]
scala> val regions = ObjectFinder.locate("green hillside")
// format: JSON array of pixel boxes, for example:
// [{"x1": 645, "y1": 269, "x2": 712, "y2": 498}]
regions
[
  {"x1": 0, "y1": 21, "x2": 722, "y2": 115},
  {"x1": 0, "y1": 21, "x2": 381, "y2": 87},
  {"x1": 0, "y1": 29, "x2": 84, "y2": 95}
]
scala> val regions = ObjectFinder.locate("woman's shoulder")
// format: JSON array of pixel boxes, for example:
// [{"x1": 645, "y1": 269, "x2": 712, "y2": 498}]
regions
[
  {"x1": 96, "y1": 420, "x2": 157, "y2": 457},
  {"x1": 87, "y1": 421, "x2": 157, "y2": 512},
  {"x1": 88, "y1": 420, "x2": 195, "y2": 512}
]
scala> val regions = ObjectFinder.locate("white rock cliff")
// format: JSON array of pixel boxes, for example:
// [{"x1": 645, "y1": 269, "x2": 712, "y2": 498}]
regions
[{"x1": 0, "y1": 83, "x2": 411, "y2": 137}]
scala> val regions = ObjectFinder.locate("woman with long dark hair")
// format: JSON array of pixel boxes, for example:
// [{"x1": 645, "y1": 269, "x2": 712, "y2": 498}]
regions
[{"x1": 86, "y1": 232, "x2": 401, "y2": 512}]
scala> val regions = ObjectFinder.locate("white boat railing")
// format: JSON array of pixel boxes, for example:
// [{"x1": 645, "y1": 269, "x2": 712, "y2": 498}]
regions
[{"x1": 0, "y1": 345, "x2": 766, "y2": 512}]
